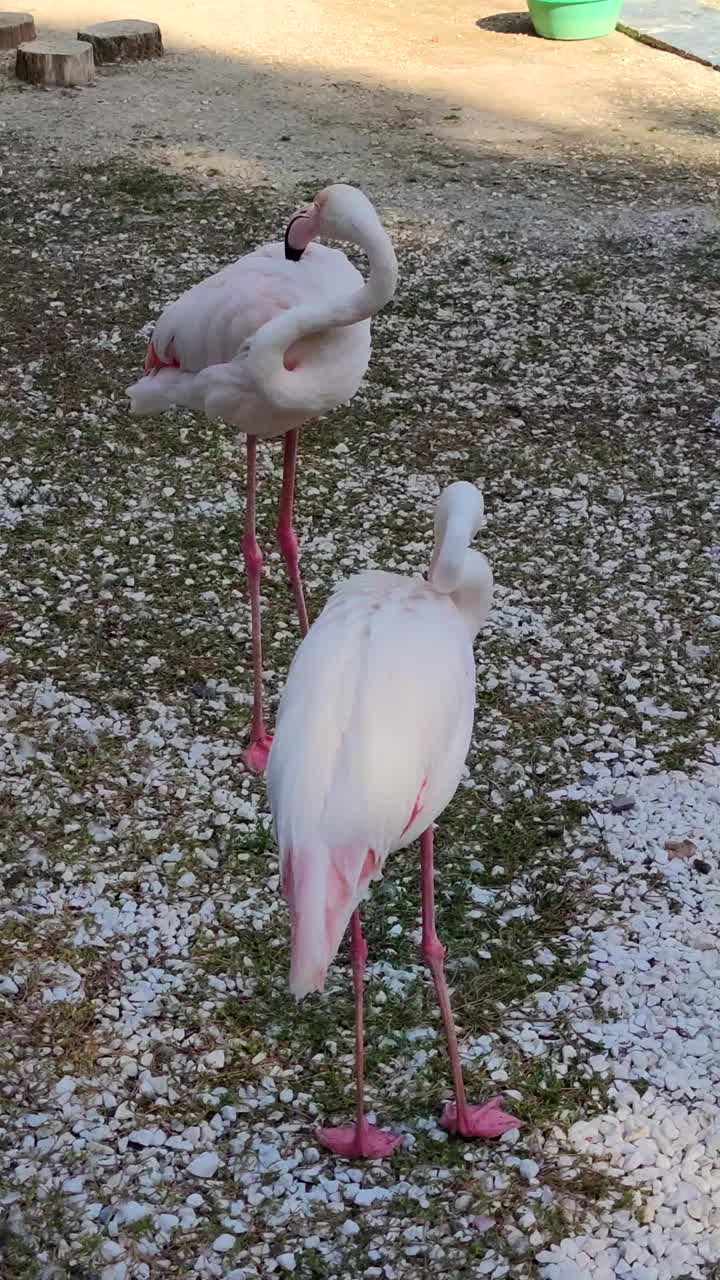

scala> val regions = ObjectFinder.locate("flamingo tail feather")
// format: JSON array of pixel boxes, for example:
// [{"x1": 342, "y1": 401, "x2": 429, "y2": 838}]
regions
[{"x1": 283, "y1": 844, "x2": 373, "y2": 999}]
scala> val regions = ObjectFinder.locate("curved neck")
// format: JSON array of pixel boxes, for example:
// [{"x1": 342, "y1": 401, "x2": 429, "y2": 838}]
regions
[
  {"x1": 429, "y1": 486, "x2": 485, "y2": 595},
  {"x1": 246, "y1": 223, "x2": 398, "y2": 413},
  {"x1": 449, "y1": 552, "x2": 494, "y2": 639}
]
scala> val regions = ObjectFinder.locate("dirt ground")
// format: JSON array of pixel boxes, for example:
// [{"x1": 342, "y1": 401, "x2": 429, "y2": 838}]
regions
[{"x1": 2, "y1": 0, "x2": 720, "y2": 223}]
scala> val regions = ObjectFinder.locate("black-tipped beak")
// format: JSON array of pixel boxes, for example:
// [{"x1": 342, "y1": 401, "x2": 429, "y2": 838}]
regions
[{"x1": 284, "y1": 212, "x2": 310, "y2": 262}]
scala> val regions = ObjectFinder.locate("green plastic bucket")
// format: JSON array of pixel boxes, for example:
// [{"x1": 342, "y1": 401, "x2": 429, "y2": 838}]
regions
[{"x1": 527, "y1": 0, "x2": 621, "y2": 39}]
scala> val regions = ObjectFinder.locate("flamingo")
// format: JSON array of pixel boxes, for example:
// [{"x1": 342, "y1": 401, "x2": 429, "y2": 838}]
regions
[
  {"x1": 126, "y1": 184, "x2": 398, "y2": 773},
  {"x1": 268, "y1": 482, "x2": 523, "y2": 1159}
]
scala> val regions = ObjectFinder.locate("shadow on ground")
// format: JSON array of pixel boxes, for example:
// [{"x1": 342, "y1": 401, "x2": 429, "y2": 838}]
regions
[{"x1": 476, "y1": 11, "x2": 537, "y2": 34}]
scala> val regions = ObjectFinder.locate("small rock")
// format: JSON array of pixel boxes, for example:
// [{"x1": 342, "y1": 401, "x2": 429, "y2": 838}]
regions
[
  {"x1": 204, "y1": 1049, "x2": 225, "y2": 1070},
  {"x1": 189, "y1": 1151, "x2": 221, "y2": 1178},
  {"x1": 101, "y1": 1264, "x2": 128, "y2": 1280},
  {"x1": 277, "y1": 1254, "x2": 296, "y2": 1273},
  {"x1": 54, "y1": 1076, "x2": 78, "y2": 1098},
  {"x1": 156, "y1": 1213, "x2": 180, "y2": 1232},
  {"x1": 62, "y1": 1176, "x2": 85, "y2": 1194},
  {"x1": 117, "y1": 1201, "x2": 150, "y2": 1225},
  {"x1": 354, "y1": 1188, "x2": 378, "y2": 1207},
  {"x1": 610, "y1": 795, "x2": 636, "y2": 814},
  {"x1": 665, "y1": 839, "x2": 696, "y2": 861},
  {"x1": 139, "y1": 1073, "x2": 168, "y2": 1098},
  {"x1": 128, "y1": 1128, "x2": 166, "y2": 1147},
  {"x1": 469, "y1": 1215, "x2": 495, "y2": 1232},
  {"x1": 212, "y1": 1233, "x2": 235, "y2": 1253},
  {"x1": 101, "y1": 1241, "x2": 124, "y2": 1262},
  {"x1": 340, "y1": 1219, "x2": 360, "y2": 1236}
]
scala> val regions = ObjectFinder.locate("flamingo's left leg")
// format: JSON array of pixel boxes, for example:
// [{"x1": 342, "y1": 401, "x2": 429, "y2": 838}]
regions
[
  {"x1": 276, "y1": 429, "x2": 310, "y2": 638},
  {"x1": 317, "y1": 910, "x2": 401, "y2": 1160},
  {"x1": 240, "y1": 435, "x2": 273, "y2": 774},
  {"x1": 418, "y1": 827, "x2": 523, "y2": 1140}
]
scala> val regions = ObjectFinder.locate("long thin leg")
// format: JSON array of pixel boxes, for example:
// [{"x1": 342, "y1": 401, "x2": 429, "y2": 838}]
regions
[
  {"x1": 419, "y1": 827, "x2": 522, "y2": 1139},
  {"x1": 240, "y1": 436, "x2": 272, "y2": 774},
  {"x1": 276, "y1": 429, "x2": 309, "y2": 638},
  {"x1": 317, "y1": 911, "x2": 401, "y2": 1160}
]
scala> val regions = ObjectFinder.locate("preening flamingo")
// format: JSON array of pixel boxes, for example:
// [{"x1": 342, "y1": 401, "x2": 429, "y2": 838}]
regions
[
  {"x1": 268, "y1": 482, "x2": 522, "y2": 1159},
  {"x1": 127, "y1": 184, "x2": 398, "y2": 773}
]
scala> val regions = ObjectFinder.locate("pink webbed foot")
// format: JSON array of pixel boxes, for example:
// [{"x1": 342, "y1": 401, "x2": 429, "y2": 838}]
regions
[
  {"x1": 440, "y1": 1096, "x2": 523, "y2": 1140},
  {"x1": 317, "y1": 1124, "x2": 401, "y2": 1160},
  {"x1": 241, "y1": 734, "x2": 273, "y2": 774}
]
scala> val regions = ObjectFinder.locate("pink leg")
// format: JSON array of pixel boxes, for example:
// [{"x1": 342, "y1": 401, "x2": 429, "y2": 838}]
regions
[
  {"x1": 276, "y1": 429, "x2": 309, "y2": 638},
  {"x1": 318, "y1": 911, "x2": 401, "y2": 1160},
  {"x1": 240, "y1": 436, "x2": 272, "y2": 774},
  {"x1": 419, "y1": 828, "x2": 523, "y2": 1140}
]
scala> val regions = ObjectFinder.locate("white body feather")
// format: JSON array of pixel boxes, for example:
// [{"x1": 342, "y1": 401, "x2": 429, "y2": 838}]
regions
[
  {"x1": 127, "y1": 241, "x2": 372, "y2": 436},
  {"x1": 268, "y1": 550, "x2": 491, "y2": 998}
]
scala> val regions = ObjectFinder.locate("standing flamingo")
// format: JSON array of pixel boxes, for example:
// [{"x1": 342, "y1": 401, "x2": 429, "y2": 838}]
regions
[
  {"x1": 127, "y1": 185, "x2": 397, "y2": 773},
  {"x1": 268, "y1": 482, "x2": 523, "y2": 1158}
]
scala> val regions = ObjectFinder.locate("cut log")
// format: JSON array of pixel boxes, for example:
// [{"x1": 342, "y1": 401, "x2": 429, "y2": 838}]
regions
[
  {"x1": 0, "y1": 11, "x2": 36, "y2": 50},
  {"x1": 76, "y1": 19, "x2": 162, "y2": 63},
  {"x1": 15, "y1": 38, "x2": 94, "y2": 86}
]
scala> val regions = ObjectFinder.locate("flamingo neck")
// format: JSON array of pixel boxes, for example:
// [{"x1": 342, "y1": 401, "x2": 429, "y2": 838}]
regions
[
  {"x1": 317, "y1": 222, "x2": 398, "y2": 328},
  {"x1": 246, "y1": 223, "x2": 397, "y2": 413}
]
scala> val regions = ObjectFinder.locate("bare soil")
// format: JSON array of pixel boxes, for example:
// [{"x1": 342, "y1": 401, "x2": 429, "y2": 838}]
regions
[{"x1": 1, "y1": 0, "x2": 719, "y2": 225}]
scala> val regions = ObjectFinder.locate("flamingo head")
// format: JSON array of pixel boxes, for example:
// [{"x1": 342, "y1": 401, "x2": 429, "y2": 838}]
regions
[{"x1": 284, "y1": 184, "x2": 384, "y2": 261}]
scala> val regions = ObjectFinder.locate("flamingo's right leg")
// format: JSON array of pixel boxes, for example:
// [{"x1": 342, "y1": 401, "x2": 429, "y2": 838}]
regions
[
  {"x1": 418, "y1": 827, "x2": 523, "y2": 1140},
  {"x1": 317, "y1": 911, "x2": 401, "y2": 1160},
  {"x1": 276, "y1": 429, "x2": 310, "y2": 638},
  {"x1": 241, "y1": 435, "x2": 273, "y2": 774}
]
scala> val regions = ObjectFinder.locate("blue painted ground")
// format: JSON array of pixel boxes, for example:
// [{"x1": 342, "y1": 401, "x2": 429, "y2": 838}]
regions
[{"x1": 620, "y1": 0, "x2": 720, "y2": 67}]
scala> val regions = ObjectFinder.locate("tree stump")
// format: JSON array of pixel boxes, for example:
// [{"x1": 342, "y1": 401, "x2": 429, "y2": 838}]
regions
[
  {"x1": 76, "y1": 19, "x2": 162, "y2": 64},
  {"x1": 15, "y1": 38, "x2": 95, "y2": 86},
  {"x1": 0, "y1": 11, "x2": 36, "y2": 50}
]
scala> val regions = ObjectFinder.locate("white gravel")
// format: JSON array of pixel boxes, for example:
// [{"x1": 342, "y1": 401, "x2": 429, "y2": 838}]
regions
[{"x1": 535, "y1": 753, "x2": 720, "y2": 1279}]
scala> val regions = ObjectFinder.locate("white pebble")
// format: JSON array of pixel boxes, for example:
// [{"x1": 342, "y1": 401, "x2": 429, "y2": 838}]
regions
[
  {"x1": 213, "y1": 1234, "x2": 235, "y2": 1253},
  {"x1": 189, "y1": 1152, "x2": 221, "y2": 1178}
]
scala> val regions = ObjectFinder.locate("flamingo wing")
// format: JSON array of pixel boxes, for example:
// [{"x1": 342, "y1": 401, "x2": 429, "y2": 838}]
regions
[
  {"x1": 146, "y1": 241, "x2": 365, "y2": 372},
  {"x1": 148, "y1": 250, "x2": 296, "y2": 374},
  {"x1": 128, "y1": 242, "x2": 365, "y2": 424},
  {"x1": 268, "y1": 571, "x2": 475, "y2": 996}
]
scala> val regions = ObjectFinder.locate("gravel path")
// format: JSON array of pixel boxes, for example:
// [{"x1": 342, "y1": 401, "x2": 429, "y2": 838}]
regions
[
  {"x1": 540, "y1": 754, "x2": 720, "y2": 1279},
  {"x1": 1, "y1": 5, "x2": 720, "y2": 1278}
]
